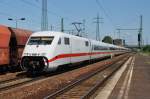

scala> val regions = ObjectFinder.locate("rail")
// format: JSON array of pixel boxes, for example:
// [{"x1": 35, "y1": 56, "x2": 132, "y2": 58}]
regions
[{"x1": 44, "y1": 54, "x2": 132, "y2": 99}]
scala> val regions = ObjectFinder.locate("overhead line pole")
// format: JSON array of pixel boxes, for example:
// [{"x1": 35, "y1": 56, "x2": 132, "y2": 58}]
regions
[
  {"x1": 138, "y1": 15, "x2": 143, "y2": 49},
  {"x1": 94, "y1": 14, "x2": 103, "y2": 41},
  {"x1": 116, "y1": 29, "x2": 139, "y2": 40},
  {"x1": 116, "y1": 28, "x2": 139, "y2": 39},
  {"x1": 116, "y1": 15, "x2": 143, "y2": 48},
  {"x1": 61, "y1": 18, "x2": 64, "y2": 32},
  {"x1": 41, "y1": 0, "x2": 48, "y2": 31},
  {"x1": 82, "y1": 19, "x2": 86, "y2": 37}
]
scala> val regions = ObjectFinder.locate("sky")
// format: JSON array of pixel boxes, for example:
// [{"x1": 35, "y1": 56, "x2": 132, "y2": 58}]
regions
[{"x1": 0, "y1": 0, "x2": 149, "y2": 45}]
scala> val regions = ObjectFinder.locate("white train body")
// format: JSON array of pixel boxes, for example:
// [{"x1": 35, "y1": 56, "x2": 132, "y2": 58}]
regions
[{"x1": 21, "y1": 31, "x2": 129, "y2": 72}]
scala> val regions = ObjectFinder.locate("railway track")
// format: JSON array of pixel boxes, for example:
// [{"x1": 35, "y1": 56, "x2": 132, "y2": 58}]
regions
[
  {"x1": 0, "y1": 71, "x2": 24, "y2": 82},
  {"x1": 0, "y1": 76, "x2": 25, "y2": 85},
  {"x1": 0, "y1": 55, "x2": 131, "y2": 99},
  {"x1": 0, "y1": 77, "x2": 32, "y2": 91},
  {"x1": 44, "y1": 54, "x2": 131, "y2": 99},
  {"x1": 0, "y1": 69, "x2": 72, "y2": 92},
  {"x1": 0, "y1": 74, "x2": 47, "y2": 92}
]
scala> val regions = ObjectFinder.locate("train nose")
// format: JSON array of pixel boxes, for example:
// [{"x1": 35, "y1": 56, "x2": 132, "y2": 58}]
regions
[{"x1": 21, "y1": 56, "x2": 48, "y2": 73}]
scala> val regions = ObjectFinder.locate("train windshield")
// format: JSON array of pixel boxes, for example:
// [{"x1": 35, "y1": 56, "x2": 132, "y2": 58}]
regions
[{"x1": 28, "y1": 36, "x2": 54, "y2": 45}]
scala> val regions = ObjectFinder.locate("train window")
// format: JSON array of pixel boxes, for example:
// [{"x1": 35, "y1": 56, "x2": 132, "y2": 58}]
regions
[
  {"x1": 58, "y1": 38, "x2": 61, "y2": 45},
  {"x1": 64, "y1": 37, "x2": 70, "y2": 45},
  {"x1": 85, "y1": 41, "x2": 89, "y2": 46},
  {"x1": 110, "y1": 47, "x2": 115, "y2": 50},
  {"x1": 28, "y1": 36, "x2": 54, "y2": 45},
  {"x1": 93, "y1": 45, "x2": 108, "y2": 50}
]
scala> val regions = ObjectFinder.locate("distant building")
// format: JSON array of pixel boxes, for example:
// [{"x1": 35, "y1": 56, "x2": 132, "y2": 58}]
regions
[{"x1": 113, "y1": 39, "x2": 125, "y2": 46}]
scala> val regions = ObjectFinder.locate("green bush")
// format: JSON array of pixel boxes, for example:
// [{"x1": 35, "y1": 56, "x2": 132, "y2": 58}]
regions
[{"x1": 142, "y1": 45, "x2": 150, "y2": 52}]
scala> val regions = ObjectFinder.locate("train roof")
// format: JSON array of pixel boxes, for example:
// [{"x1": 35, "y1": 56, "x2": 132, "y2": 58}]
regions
[
  {"x1": 31, "y1": 31, "x2": 128, "y2": 49},
  {"x1": 31, "y1": 31, "x2": 89, "y2": 41}
]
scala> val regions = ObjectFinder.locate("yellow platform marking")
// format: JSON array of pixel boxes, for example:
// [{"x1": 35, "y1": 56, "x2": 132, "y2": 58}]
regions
[{"x1": 146, "y1": 61, "x2": 150, "y2": 64}]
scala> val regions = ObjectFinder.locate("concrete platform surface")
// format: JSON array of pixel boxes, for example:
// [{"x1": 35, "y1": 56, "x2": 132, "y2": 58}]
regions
[{"x1": 95, "y1": 54, "x2": 150, "y2": 99}]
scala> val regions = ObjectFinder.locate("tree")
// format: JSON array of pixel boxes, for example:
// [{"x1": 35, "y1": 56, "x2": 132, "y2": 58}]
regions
[{"x1": 102, "y1": 36, "x2": 113, "y2": 44}]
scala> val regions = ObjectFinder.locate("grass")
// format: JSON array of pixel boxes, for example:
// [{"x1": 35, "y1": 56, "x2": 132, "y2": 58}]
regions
[{"x1": 140, "y1": 51, "x2": 150, "y2": 56}]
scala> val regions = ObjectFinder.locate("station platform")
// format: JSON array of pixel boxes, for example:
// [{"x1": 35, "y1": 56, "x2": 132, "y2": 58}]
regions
[{"x1": 95, "y1": 54, "x2": 150, "y2": 99}]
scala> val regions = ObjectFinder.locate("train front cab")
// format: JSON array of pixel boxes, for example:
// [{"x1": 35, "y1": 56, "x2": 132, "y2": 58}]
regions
[
  {"x1": 21, "y1": 35, "x2": 56, "y2": 73},
  {"x1": 21, "y1": 33, "x2": 91, "y2": 73}
]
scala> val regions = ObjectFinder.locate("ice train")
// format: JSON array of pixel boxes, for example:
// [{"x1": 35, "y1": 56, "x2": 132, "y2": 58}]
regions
[{"x1": 21, "y1": 31, "x2": 129, "y2": 73}]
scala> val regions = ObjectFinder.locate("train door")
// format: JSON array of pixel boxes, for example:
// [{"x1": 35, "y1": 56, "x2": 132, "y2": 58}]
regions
[
  {"x1": 89, "y1": 40, "x2": 92, "y2": 60},
  {"x1": 63, "y1": 37, "x2": 71, "y2": 64},
  {"x1": 9, "y1": 28, "x2": 18, "y2": 66},
  {"x1": 70, "y1": 38, "x2": 80, "y2": 63}
]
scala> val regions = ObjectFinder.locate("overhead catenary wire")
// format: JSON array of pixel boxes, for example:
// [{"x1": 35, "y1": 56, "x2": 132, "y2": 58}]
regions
[
  {"x1": 96, "y1": 0, "x2": 116, "y2": 29},
  {"x1": 21, "y1": 0, "x2": 74, "y2": 31},
  {"x1": 21, "y1": 0, "x2": 70, "y2": 20},
  {"x1": 0, "y1": 0, "x2": 69, "y2": 32}
]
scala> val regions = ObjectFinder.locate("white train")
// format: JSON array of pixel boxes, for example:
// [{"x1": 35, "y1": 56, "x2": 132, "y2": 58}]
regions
[{"x1": 21, "y1": 31, "x2": 129, "y2": 73}]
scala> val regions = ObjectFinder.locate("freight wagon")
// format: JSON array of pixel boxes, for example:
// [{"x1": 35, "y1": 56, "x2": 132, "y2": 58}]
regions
[{"x1": 0, "y1": 25, "x2": 32, "y2": 72}]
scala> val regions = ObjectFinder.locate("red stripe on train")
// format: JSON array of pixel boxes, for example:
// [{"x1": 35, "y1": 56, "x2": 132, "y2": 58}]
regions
[{"x1": 48, "y1": 52, "x2": 112, "y2": 62}]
